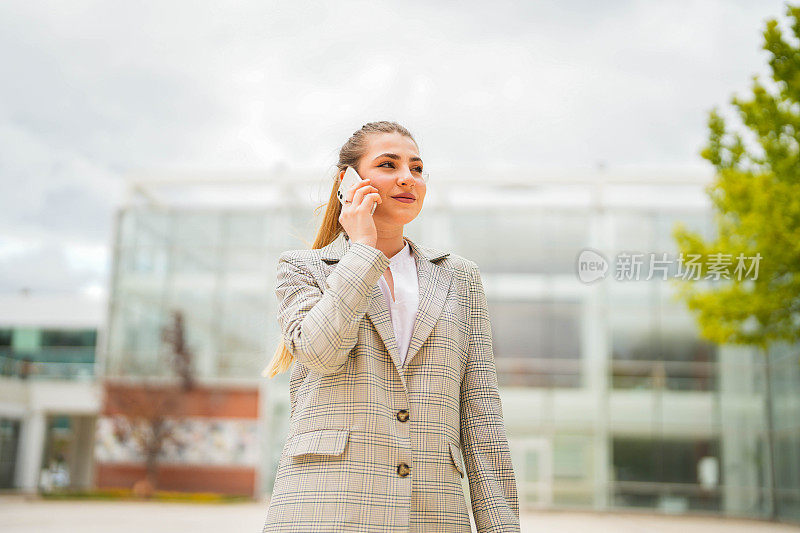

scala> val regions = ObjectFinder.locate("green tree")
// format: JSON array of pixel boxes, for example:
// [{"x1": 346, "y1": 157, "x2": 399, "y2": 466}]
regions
[{"x1": 672, "y1": 3, "x2": 800, "y2": 520}]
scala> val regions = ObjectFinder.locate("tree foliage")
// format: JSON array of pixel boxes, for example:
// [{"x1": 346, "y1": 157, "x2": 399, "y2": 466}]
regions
[{"x1": 673, "y1": 4, "x2": 800, "y2": 351}]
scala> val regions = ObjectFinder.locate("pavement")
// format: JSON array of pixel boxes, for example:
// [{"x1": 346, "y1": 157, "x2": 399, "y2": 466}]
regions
[{"x1": 0, "y1": 495, "x2": 798, "y2": 532}]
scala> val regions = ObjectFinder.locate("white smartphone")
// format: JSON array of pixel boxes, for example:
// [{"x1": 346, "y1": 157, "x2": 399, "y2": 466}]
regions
[{"x1": 337, "y1": 166, "x2": 377, "y2": 215}]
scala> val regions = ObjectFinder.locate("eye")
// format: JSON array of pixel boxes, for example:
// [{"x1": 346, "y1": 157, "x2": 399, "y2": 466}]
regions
[{"x1": 379, "y1": 161, "x2": 424, "y2": 174}]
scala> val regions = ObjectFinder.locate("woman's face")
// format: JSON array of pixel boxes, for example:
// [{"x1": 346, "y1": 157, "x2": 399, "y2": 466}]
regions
[{"x1": 350, "y1": 132, "x2": 426, "y2": 226}]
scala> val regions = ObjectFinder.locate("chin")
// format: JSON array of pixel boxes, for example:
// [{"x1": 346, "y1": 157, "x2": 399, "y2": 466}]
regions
[{"x1": 381, "y1": 211, "x2": 420, "y2": 225}]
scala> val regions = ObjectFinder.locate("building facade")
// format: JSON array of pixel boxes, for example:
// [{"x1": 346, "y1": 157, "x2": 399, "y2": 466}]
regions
[
  {"x1": 0, "y1": 293, "x2": 102, "y2": 493},
  {"x1": 100, "y1": 169, "x2": 799, "y2": 522}
]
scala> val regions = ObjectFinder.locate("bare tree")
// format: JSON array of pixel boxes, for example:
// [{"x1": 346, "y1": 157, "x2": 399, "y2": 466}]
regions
[
  {"x1": 106, "y1": 381, "x2": 185, "y2": 497},
  {"x1": 106, "y1": 309, "x2": 196, "y2": 497},
  {"x1": 162, "y1": 310, "x2": 196, "y2": 392}
]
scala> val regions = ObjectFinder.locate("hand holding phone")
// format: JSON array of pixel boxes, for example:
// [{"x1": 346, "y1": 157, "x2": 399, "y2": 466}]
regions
[
  {"x1": 338, "y1": 166, "x2": 377, "y2": 215},
  {"x1": 337, "y1": 166, "x2": 382, "y2": 247}
]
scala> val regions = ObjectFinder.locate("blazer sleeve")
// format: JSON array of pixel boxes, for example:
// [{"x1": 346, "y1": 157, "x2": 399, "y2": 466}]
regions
[
  {"x1": 460, "y1": 262, "x2": 521, "y2": 532},
  {"x1": 275, "y1": 241, "x2": 390, "y2": 376}
]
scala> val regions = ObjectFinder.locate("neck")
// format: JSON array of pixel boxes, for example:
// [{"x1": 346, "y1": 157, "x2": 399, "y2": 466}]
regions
[{"x1": 374, "y1": 227, "x2": 406, "y2": 259}]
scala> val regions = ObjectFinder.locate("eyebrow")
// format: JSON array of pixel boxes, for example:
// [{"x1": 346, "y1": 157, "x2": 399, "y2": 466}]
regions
[{"x1": 372, "y1": 152, "x2": 423, "y2": 164}]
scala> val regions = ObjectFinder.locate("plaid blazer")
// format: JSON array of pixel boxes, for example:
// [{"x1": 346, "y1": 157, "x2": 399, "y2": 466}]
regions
[{"x1": 263, "y1": 231, "x2": 520, "y2": 533}]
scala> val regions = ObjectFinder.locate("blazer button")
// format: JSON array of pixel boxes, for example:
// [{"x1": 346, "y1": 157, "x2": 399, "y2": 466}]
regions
[
  {"x1": 396, "y1": 409, "x2": 409, "y2": 422},
  {"x1": 397, "y1": 463, "x2": 411, "y2": 477}
]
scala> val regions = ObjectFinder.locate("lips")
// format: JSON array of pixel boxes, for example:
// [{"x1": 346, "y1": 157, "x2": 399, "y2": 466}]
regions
[{"x1": 392, "y1": 193, "x2": 416, "y2": 200}]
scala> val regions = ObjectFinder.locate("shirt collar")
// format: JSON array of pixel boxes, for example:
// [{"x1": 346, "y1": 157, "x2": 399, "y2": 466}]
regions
[
  {"x1": 387, "y1": 240, "x2": 412, "y2": 266},
  {"x1": 322, "y1": 232, "x2": 449, "y2": 264}
]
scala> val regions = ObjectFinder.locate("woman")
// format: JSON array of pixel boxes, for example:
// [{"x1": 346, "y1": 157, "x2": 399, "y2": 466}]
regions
[{"x1": 262, "y1": 121, "x2": 520, "y2": 532}]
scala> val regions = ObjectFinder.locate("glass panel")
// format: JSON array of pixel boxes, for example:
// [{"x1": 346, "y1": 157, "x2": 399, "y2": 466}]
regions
[
  {"x1": 490, "y1": 300, "x2": 581, "y2": 388},
  {"x1": 174, "y1": 212, "x2": 221, "y2": 248},
  {"x1": 218, "y1": 291, "x2": 271, "y2": 377},
  {"x1": 107, "y1": 207, "x2": 283, "y2": 379},
  {"x1": 657, "y1": 212, "x2": 714, "y2": 252},
  {"x1": 612, "y1": 437, "x2": 722, "y2": 512},
  {"x1": 611, "y1": 213, "x2": 654, "y2": 255},
  {"x1": 553, "y1": 436, "x2": 588, "y2": 480},
  {"x1": 0, "y1": 418, "x2": 20, "y2": 488},
  {"x1": 224, "y1": 212, "x2": 266, "y2": 248},
  {"x1": 768, "y1": 342, "x2": 800, "y2": 521},
  {"x1": 40, "y1": 330, "x2": 97, "y2": 347},
  {"x1": 553, "y1": 434, "x2": 594, "y2": 506},
  {"x1": 524, "y1": 449, "x2": 540, "y2": 482},
  {"x1": 609, "y1": 294, "x2": 718, "y2": 391},
  {"x1": 12, "y1": 328, "x2": 41, "y2": 354},
  {"x1": 450, "y1": 210, "x2": 590, "y2": 274}
]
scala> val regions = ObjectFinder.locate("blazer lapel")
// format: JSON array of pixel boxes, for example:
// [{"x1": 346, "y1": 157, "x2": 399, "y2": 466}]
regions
[{"x1": 320, "y1": 232, "x2": 453, "y2": 375}]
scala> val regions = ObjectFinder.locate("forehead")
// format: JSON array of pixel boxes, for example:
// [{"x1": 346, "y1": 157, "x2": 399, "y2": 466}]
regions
[{"x1": 364, "y1": 132, "x2": 420, "y2": 157}]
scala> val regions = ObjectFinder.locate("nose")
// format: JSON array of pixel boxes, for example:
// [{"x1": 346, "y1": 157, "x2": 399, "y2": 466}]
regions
[{"x1": 398, "y1": 167, "x2": 414, "y2": 186}]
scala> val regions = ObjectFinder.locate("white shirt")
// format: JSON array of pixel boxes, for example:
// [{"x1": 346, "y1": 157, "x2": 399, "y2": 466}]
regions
[{"x1": 377, "y1": 240, "x2": 419, "y2": 366}]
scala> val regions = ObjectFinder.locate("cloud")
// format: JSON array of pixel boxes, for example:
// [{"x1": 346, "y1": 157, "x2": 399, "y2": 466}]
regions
[
  {"x1": 0, "y1": 0, "x2": 789, "y2": 293},
  {"x1": 0, "y1": 240, "x2": 102, "y2": 294}
]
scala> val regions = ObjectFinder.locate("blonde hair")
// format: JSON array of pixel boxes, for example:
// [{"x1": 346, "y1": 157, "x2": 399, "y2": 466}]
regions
[{"x1": 263, "y1": 121, "x2": 417, "y2": 378}]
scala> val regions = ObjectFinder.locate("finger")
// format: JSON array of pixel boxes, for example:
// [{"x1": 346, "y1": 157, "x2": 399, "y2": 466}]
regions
[
  {"x1": 351, "y1": 184, "x2": 378, "y2": 206},
  {"x1": 346, "y1": 178, "x2": 371, "y2": 203},
  {"x1": 356, "y1": 192, "x2": 381, "y2": 211},
  {"x1": 361, "y1": 188, "x2": 381, "y2": 207}
]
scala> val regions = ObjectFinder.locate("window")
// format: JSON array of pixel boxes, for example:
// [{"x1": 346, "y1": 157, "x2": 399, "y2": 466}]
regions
[
  {"x1": 489, "y1": 300, "x2": 582, "y2": 388},
  {"x1": 612, "y1": 437, "x2": 722, "y2": 511}
]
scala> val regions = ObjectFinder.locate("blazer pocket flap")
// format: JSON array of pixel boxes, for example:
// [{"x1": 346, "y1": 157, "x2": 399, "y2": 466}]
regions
[
  {"x1": 448, "y1": 441, "x2": 465, "y2": 478},
  {"x1": 286, "y1": 428, "x2": 350, "y2": 457}
]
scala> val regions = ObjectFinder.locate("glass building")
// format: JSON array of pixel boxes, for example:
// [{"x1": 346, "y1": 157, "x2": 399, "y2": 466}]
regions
[{"x1": 102, "y1": 169, "x2": 799, "y2": 522}]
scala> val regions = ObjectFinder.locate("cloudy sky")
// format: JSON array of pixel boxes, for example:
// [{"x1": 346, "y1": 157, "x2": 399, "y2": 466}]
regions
[{"x1": 0, "y1": 0, "x2": 789, "y2": 297}]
